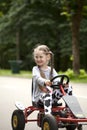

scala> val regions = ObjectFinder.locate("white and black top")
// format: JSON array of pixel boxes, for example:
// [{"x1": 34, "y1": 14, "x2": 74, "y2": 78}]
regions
[{"x1": 32, "y1": 66, "x2": 58, "y2": 103}]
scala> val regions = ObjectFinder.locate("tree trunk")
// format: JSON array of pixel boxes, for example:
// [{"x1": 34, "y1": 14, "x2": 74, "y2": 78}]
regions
[
  {"x1": 71, "y1": 0, "x2": 83, "y2": 75},
  {"x1": 16, "y1": 30, "x2": 20, "y2": 60}
]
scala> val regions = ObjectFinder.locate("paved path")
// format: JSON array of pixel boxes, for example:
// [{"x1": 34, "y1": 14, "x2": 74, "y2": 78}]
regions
[{"x1": 0, "y1": 76, "x2": 87, "y2": 130}]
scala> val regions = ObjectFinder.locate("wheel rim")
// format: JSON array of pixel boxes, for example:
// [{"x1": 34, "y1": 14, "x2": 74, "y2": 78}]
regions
[
  {"x1": 43, "y1": 122, "x2": 50, "y2": 130},
  {"x1": 13, "y1": 115, "x2": 18, "y2": 128}
]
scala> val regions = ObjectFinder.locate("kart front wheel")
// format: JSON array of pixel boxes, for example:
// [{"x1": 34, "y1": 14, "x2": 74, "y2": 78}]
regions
[
  {"x1": 41, "y1": 114, "x2": 58, "y2": 130},
  {"x1": 11, "y1": 110, "x2": 25, "y2": 130}
]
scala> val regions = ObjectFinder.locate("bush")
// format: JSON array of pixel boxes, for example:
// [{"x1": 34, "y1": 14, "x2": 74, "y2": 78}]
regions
[
  {"x1": 80, "y1": 69, "x2": 86, "y2": 75},
  {"x1": 58, "y1": 68, "x2": 87, "y2": 82}
]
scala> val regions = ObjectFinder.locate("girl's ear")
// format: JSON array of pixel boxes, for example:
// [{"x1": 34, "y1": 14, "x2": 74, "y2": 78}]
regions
[{"x1": 47, "y1": 54, "x2": 51, "y2": 61}]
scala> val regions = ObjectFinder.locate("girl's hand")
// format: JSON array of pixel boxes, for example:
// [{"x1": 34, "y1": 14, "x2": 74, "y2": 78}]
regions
[
  {"x1": 44, "y1": 80, "x2": 52, "y2": 86},
  {"x1": 63, "y1": 83, "x2": 69, "y2": 88},
  {"x1": 39, "y1": 80, "x2": 52, "y2": 93}
]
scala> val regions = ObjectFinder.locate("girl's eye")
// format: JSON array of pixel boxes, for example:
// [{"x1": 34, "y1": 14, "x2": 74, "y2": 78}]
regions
[
  {"x1": 40, "y1": 56, "x2": 43, "y2": 58},
  {"x1": 35, "y1": 56, "x2": 37, "y2": 58},
  {"x1": 34, "y1": 56, "x2": 38, "y2": 59}
]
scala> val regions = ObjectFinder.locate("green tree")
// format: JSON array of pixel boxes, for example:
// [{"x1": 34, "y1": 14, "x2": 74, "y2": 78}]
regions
[
  {"x1": 60, "y1": 0, "x2": 87, "y2": 74},
  {"x1": 0, "y1": 0, "x2": 87, "y2": 72}
]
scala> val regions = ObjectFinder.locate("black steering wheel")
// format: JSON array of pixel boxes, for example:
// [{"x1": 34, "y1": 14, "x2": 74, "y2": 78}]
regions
[{"x1": 50, "y1": 74, "x2": 69, "y2": 89}]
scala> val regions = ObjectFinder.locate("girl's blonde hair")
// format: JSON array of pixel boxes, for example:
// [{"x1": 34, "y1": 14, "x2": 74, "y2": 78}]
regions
[
  {"x1": 33, "y1": 45, "x2": 50, "y2": 54},
  {"x1": 33, "y1": 44, "x2": 54, "y2": 79}
]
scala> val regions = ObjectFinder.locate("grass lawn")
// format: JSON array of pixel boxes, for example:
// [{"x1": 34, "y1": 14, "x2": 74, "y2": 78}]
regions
[
  {"x1": 0, "y1": 69, "x2": 32, "y2": 78},
  {"x1": 0, "y1": 69, "x2": 87, "y2": 83}
]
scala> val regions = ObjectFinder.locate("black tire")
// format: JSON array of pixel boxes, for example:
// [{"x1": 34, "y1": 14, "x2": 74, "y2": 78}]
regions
[
  {"x1": 37, "y1": 112, "x2": 44, "y2": 127},
  {"x1": 11, "y1": 110, "x2": 25, "y2": 130},
  {"x1": 66, "y1": 123, "x2": 77, "y2": 130},
  {"x1": 77, "y1": 124, "x2": 82, "y2": 130},
  {"x1": 41, "y1": 114, "x2": 58, "y2": 130}
]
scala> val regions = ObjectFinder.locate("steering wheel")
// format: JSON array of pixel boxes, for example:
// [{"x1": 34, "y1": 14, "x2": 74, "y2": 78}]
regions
[{"x1": 50, "y1": 74, "x2": 69, "y2": 89}]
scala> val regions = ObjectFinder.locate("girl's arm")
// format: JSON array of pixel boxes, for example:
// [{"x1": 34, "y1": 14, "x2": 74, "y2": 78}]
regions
[
  {"x1": 32, "y1": 66, "x2": 46, "y2": 87},
  {"x1": 32, "y1": 66, "x2": 52, "y2": 93}
]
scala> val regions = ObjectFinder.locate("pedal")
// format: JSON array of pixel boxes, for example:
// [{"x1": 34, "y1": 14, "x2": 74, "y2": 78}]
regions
[{"x1": 15, "y1": 101, "x2": 25, "y2": 110}]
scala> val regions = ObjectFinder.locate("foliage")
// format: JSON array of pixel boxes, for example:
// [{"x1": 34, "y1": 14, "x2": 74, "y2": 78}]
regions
[
  {"x1": 0, "y1": 0, "x2": 87, "y2": 72},
  {"x1": 0, "y1": 0, "x2": 69, "y2": 70},
  {"x1": 59, "y1": 68, "x2": 87, "y2": 82},
  {"x1": 0, "y1": 69, "x2": 87, "y2": 83}
]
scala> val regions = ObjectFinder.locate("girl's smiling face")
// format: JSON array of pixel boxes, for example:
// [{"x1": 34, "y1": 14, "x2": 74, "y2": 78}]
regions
[{"x1": 34, "y1": 50, "x2": 50, "y2": 69}]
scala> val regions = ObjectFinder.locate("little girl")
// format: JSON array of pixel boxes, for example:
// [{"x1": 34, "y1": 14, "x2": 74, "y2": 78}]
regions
[{"x1": 32, "y1": 44, "x2": 72, "y2": 114}]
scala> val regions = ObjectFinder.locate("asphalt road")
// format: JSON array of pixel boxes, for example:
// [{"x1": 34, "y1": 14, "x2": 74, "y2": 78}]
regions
[{"x1": 0, "y1": 76, "x2": 87, "y2": 130}]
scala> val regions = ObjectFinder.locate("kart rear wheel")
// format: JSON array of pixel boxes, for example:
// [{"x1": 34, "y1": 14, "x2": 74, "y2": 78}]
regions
[
  {"x1": 66, "y1": 123, "x2": 77, "y2": 130},
  {"x1": 77, "y1": 124, "x2": 82, "y2": 130},
  {"x1": 11, "y1": 110, "x2": 25, "y2": 130},
  {"x1": 41, "y1": 114, "x2": 58, "y2": 130}
]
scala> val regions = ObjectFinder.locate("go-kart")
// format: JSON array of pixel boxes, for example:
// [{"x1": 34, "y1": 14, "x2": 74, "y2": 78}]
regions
[{"x1": 11, "y1": 74, "x2": 87, "y2": 130}]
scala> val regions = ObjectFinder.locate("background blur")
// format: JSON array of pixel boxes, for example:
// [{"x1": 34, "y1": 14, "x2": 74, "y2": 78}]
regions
[{"x1": 0, "y1": 0, "x2": 87, "y2": 75}]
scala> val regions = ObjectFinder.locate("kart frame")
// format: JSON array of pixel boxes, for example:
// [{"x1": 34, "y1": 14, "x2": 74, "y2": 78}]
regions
[{"x1": 11, "y1": 75, "x2": 87, "y2": 130}]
